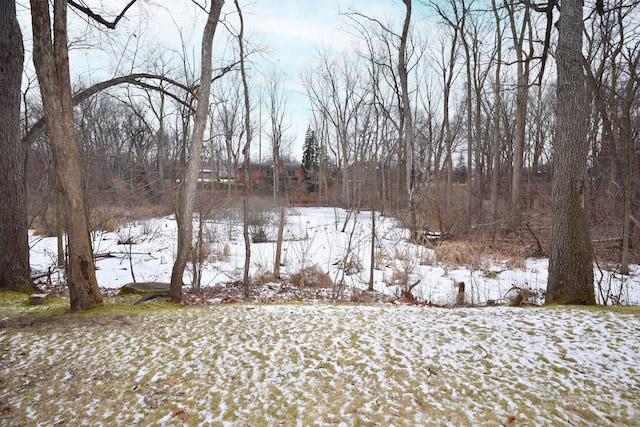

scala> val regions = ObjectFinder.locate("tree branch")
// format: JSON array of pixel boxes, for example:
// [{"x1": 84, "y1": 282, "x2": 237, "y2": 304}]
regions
[
  {"x1": 67, "y1": 0, "x2": 138, "y2": 29},
  {"x1": 22, "y1": 73, "x2": 193, "y2": 148}
]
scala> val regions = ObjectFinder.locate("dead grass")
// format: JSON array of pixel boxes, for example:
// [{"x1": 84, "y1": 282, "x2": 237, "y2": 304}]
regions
[
  {"x1": 208, "y1": 242, "x2": 232, "y2": 263},
  {"x1": 289, "y1": 265, "x2": 333, "y2": 288},
  {"x1": 1, "y1": 299, "x2": 639, "y2": 426},
  {"x1": 432, "y1": 240, "x2": 528, "y2": 272},
  {"x1": 30, "y1": 203, "x2": 174, "y2": 236},
  {"x1": 252, "y1": 271, "x2": 277, "y2": 285},
  {"x1": 374, "y1": 249, "x2": 387, "y2": 270},
  {"x1": 433, "y1": 241, "x2": 482, "y2": 269}
]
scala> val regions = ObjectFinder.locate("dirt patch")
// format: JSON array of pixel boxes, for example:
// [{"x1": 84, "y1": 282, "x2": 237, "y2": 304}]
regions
[{"x1": 0, "y1": 311, "x2": 134, "y2": 332}]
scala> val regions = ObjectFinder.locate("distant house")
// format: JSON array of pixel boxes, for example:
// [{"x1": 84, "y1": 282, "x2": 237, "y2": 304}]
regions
[
  {"x1": 238, "y1": 161, "x2": 307, "y2": 187},
  {"x1": 197, "y1": 166, "x2": 233, "y2": 182}
]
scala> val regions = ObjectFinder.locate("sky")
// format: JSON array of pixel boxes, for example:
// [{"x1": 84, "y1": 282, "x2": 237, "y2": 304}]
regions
[
  {"x1": 17, "y1": 0, "x2": 413, "y2": 161},
  {"x1": 242, "y1": 0, "x2": 408, "y2": 158}
]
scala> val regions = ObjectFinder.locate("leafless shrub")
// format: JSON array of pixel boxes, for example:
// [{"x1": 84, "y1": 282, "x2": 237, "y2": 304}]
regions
[
  {"x1": 208, "y1": 243, "x2": 231, "y2": 263},
  {"x1": 374, "y1": 249, "x2": 387, "y2": 270},
  {"x1": 505, "y1": 284, "x2": 543, "y2": 306},
  {"x1": 247, "y1": 201, "x2": 277, "y2": 243},
  {"x1": 343, "y1": 253, "x2": 363, "y2": 275},
  {"x1": 251, "y1": 227, "x2": 269, "y2": 243},
  {"x1": 30, "y1": 213, "x2": 57, "y2": 237},
  {"x1": 253, "y1": 271, "x2": 277, "y2": 285},
  {"x1": 419, "y1": 247, "x2": 437, "y2": 266},
  {"x1": 93, "y1": 204, "x2": 172, "y2": 233},
  {"x1": 289, "y1": 265, "x2": 333, "y2": 288},
  {"x1": 393, "y1": 247, "x2": 410, "y2": 261},
  {"x1": 389, "y1": 269, "x2": 410, "y2": 287},
  {"x1": 222, "y1": 242, "x2": 231, "y2": 259},
  {"x1": 595, "y1": 261, "x2": 632, "y2": 306},
  {"x1": 385, "y1": 248, "x2": 419, "y2": 300},
  {"x1": 190, "y1": 242, "x2": 211, "y2": 264}
]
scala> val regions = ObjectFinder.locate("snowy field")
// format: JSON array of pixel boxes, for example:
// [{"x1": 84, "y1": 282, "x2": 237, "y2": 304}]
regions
[{"x1": 28, "y1": 207, "x2": 640, "y2": 306}]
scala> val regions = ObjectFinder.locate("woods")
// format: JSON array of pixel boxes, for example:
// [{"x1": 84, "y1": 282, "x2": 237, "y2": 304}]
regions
[{"x1": 2, "y1": 0, "x2": 640, "y2": 308}]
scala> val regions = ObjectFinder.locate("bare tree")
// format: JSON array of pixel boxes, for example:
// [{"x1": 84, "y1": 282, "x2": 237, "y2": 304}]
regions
[
  {"x1": 21, "y1": 72, "x2": 195, "y2": 151},
  {"x1": 0, "y1": 0, "x2": 34, "y2": 293},
  {"x1": 546, "y1": 0, "x2": 595, "y2": 305},
  {"x1": 265, "y1": 71, "x2": 289, "y2": 203},
  {"x1": 234, "y1": 0, "x2": 253, "y2": 297},
  {"x1": 490, "y1": 0, "x2": 504, "y2": 223},
  {"x1": 427, "y1": 1, "x2": 463, "y2": 217},
  {"x1": 169, "y1": 0, "x2": 224, "y2": 302},
  {"x1": 214, "y1": 80, "x2": 245, "y2": 197},
  {"x1": 399, "y1": 0, "x2": 417, "y2": 240},
  {"x1": 620, "y1": 50, "x2": 639, "y2": 274},
  {"x1": 505, "y1": 1, "x2": 535, "y2": 232},
  {"x1": 29, "y1": 0, "x2": 106, "y2": 310},
  {"x1": 303, "y1": 52, "x2": 366, "y2": 209},
  {"x1": 265, "y1": 72, "x2": 289, "y2": 280}
]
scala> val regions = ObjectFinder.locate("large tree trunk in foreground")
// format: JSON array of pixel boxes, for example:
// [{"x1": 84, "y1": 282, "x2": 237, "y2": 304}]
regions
[
  {"x1": 170, "y1": 0, "x2": 224, "y2": 301},
  {"x1": 546, "y1": 0, "x2": 595, "y2": 305},
  {"x1": 30, "y1": 0, "x2": 102, "y2": 310},
  {"x1": 0, "y1": 0, "x2": 34, "y2": 294}
]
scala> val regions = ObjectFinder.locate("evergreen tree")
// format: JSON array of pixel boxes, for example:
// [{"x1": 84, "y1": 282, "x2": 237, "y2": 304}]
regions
[{"x1": 302, "y1": 126, "x2": 318, "y2": 174}]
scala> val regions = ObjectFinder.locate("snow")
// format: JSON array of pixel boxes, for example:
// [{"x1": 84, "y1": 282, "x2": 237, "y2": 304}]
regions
[
  {"x1": 28, "y1": 206, "x2": 640, "y2": 306},
  {"x1": 2, "y1": 304, "x2": 640, "y2": 425},
  {"x1": 6, "y1": 207, "x2": 638, "y2": 424}
]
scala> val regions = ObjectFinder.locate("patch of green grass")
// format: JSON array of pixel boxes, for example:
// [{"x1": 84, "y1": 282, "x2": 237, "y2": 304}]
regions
[{"x1": 0, "y1": 291, "x2": 69, "y2": 318}]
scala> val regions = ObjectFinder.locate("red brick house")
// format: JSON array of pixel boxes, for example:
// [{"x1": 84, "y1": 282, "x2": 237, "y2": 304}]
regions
[{"x1": 238, "y1": 161, "x2": 307, "y2": 187}]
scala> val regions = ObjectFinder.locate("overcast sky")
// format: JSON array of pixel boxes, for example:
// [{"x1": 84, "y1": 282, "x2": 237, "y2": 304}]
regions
[
  {"x1": 17, "y1": 0, "x2": 416, "y2": 159},
  {"x1": 243, "y1": 0, "x2": 408, "y2": 157}
]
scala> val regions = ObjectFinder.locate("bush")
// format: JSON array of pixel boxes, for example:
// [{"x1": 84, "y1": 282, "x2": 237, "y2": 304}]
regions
[
  {"x1": 289, "y1": 265, "x2": 333, "y2": 288},
  {"x1": 251, "y1": 226, "x2": 269, "y2": 243}
]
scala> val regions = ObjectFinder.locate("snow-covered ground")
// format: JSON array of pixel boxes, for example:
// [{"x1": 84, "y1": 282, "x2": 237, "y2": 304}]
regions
[
  {"x1": 4, "y1": 207, "x2": 639, "y2": 426},
  {"x1": 1, "y1": 303, "x2": 639, "y2": 425},
  {"x1": 29, "y1": 207, "x2": 640, "y2": 306}
]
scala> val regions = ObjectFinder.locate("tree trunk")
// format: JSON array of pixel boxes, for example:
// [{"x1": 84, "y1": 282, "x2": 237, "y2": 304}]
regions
[
  {"x1": 491, "y1": 0, "x2": 502, "y2": 223},
  {"x1": 369, "y1": 209, "x2": 376, "y2": 291},
  {"x1": 30, "y1": 0, "x2": 102, "y2": 310},
  {"x1": 506, "y1": 2, "x2": 532, "y2": 232},
  {"x1": 546, "y1": 0, "x2": 595, "y2": 305},
  {"x1": 464, "y1": 45, "x2": 473, "y2": 225},
  {"x1": 169, "y1": 0, "x2": 224, "y2": 301},
  {"x1": 400, "y1": 0, "x2": 416, "y2": 241},
  {"x1": 56, "y1": 183, "x2": 64, "y2": 267},
  {"x1": 0, "y1": 0, "x2": 34, "y2": 294},
  {"x1": 274, "y1": 206, "x2": 285, "y2": 279},
  {"x1": 235, "y1": 0, "x2": 252, "y2": 297},
  {"x1": 442, "y1": 28, "x2": 458, "y2": 214},
  {"x1": 620, "y1": 57, "x2": 638, "y2": 275}
]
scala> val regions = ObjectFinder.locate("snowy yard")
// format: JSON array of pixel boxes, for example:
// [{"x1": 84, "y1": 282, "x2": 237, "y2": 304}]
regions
[
  {"x1": 2, "y1": 207, "x2": 639, "y2": 425},
  {"x1": 1, "y1": 300, "x2": 639, "y2": 426}
]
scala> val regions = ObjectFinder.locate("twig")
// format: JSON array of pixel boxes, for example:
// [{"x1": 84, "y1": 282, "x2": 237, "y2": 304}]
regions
[{"x1": 525, "y1": 222, "x2": 544, "y2": 255}]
